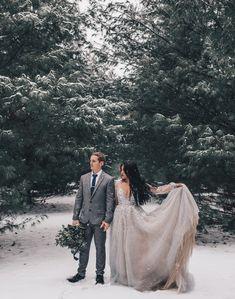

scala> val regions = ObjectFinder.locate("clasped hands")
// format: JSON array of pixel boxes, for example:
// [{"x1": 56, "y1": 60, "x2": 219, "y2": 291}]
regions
[{"x1": 72, "y1": 220, "x2": 110, "y2": 231}]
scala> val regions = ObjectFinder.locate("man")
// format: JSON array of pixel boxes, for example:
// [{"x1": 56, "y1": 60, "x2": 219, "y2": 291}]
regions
[{"x1": 67, "y1": 152, "x2": 115, "y2": 285}]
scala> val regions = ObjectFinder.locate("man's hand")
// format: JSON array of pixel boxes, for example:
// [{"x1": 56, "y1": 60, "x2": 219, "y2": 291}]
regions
[
  {"x1": 100, "y1": 221, "x2": 110, "y2": 231},
  {"x1": 72, "y1": 220, "x2": 80, "y2": 226}
]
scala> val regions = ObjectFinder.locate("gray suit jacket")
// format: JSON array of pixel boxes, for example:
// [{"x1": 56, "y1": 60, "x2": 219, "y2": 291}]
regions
[{"x1": 72, "y1": 171, "x2": 115, "y2": 225}]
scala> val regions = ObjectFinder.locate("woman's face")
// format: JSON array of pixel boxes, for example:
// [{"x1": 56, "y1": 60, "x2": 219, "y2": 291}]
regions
[{"x1": 120, "y1": 165, "x2": 128, "y2": 180}]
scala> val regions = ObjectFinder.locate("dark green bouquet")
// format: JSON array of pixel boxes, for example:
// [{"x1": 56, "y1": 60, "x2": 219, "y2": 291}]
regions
[{"x1": 55, "y1": 224, "x2": 87, "y2": 260}]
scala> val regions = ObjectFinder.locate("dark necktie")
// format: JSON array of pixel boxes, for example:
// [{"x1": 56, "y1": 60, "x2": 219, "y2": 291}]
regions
[{"x1": 91, "y1": 174, "x2": 97, "y2": 195}]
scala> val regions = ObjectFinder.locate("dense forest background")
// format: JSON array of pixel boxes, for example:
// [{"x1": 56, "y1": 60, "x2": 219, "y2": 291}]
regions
[{"x1": 0, "y1": 0, "x2": 234, "y2": 232}]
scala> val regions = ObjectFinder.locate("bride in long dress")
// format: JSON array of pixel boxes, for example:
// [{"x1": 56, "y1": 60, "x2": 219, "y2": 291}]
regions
[{"x1": 110, "y1": 161, "x2": 199, "y2": 292}]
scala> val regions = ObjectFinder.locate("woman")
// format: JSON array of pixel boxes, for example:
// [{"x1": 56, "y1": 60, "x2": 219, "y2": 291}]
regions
[{"x1": 110, "y1": 161, "x2": 199, "y2": 292}]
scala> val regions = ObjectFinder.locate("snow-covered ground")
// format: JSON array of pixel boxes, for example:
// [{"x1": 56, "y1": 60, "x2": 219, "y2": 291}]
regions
[{"x1": 0, "y1": 195, "x2": 234, "y2": 299}]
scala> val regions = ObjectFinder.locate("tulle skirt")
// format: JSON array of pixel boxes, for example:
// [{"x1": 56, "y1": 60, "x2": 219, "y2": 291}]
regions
[{"x1": 109, "y1": 185, "x2": 199, "y2": 292}]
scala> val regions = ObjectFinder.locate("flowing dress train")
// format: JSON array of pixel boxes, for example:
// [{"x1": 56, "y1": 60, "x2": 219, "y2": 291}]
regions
[{"x1": 110, "y1": 182, "x2": 199, "y2": 292}]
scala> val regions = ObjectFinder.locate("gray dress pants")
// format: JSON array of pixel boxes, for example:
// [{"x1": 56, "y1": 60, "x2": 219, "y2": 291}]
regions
[{"x1": 77, "y1": 223, "x2": 106, "y2": 276}]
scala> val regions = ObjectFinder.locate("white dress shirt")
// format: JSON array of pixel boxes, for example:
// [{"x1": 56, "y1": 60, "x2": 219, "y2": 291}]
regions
[{"x1": 90, "y1": 169, "x2": 103, "y2": 187}]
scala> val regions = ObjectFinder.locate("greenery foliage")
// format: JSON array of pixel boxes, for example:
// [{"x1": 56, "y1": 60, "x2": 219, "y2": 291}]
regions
[
  {"x1": 84, "y1": 0, "x2": 235, "y2": 230},
  {"x1": 0, "y1": 0, "x2": 234, "y2": 232},
  {"x1": 55, "y1": 224, "x2": 87, "y2": 259}
]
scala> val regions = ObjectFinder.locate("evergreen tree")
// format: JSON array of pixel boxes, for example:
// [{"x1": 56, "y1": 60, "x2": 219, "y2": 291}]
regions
[
  {"x1": 0, "y1": 0, "x2": 125, "y2": 228},
  {"x1": 85, "y1": 0, "x2": 235, "y2": 229}
]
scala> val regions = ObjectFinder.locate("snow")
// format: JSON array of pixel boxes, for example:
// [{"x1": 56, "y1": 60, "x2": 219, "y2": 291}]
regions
[{"x1": 0, "y1": 195, "x2": 234, "y2": 299}]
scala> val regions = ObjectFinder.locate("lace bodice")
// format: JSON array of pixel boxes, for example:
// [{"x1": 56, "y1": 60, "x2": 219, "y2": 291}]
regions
[{"x1": 115, "y1": 181, "x2": 135, "y2": 206}]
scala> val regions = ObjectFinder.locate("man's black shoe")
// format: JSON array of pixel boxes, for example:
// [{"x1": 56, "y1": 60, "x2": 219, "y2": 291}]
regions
[
  {"x1": 96, "y1": 274, "x2": 104, "y2": 285},
  {"x1": 67, "y1": 273, "x2": 85, "y2": 283}
]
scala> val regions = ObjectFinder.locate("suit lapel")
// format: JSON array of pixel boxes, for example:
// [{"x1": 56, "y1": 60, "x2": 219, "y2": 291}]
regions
[
  {"x1": 85, "y1": 172, "x2": 91, "y2": 193},
  {"x1": 91, "y1": 172, "x2": 104, "y2": 198}
]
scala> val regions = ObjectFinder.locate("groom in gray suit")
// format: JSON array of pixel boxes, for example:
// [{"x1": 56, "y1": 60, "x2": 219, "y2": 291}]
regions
[{"x1": 67, "y1": 152, "x2": 115, "y2": 285}]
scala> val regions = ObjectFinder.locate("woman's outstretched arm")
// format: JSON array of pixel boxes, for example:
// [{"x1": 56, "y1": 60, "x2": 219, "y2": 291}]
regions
[{"x1": 147, "y1": 182, "x2": 183, "y2": 194}]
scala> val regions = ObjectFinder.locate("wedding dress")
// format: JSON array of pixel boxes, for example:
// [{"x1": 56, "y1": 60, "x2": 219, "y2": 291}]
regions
[{"x1": 110, "y1": 181, "x2": 199, "y2": 292}]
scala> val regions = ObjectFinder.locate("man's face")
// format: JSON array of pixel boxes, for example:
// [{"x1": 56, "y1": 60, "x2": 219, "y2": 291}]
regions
[{"x1": 90, "y1": 155, "x2": 104, "y2": 173}]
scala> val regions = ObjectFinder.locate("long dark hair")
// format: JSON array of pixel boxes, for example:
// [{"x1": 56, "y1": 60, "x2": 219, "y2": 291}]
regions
[{"x1": 120, "y1": 161, "x2": 150, "y2": 206}]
